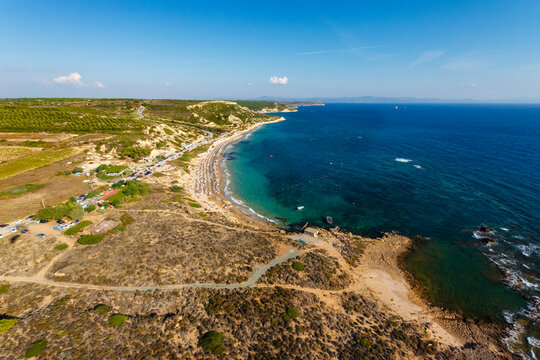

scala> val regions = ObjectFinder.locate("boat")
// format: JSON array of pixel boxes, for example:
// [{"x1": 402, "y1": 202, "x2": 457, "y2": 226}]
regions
[
  {"x1": 297, "y1": 206, "x2": 304, "y2": 210},
  {"x1": 326, "y1": 216, "x2": 333, "y2": 225}
]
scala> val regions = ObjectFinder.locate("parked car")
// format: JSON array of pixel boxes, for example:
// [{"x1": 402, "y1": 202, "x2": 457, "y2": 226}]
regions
[
  {"x1": 21, "y1": 230, "x2": 29, "y2": 234},
  {"x1": 39, "y1": 219, "x2": 48, "y2": 224},
  {"x1": 36, "y1": 233, "x2": 46, "y2": 238},
  {"x1": 0, "y1": 224, "x2": 7, "y2": 228},
  {"x1": 10, "y1": 228, "x2": 16, "y2": 233},
  {"x1": 56, "y1": 219, "x2": 65, "y2": 224}
]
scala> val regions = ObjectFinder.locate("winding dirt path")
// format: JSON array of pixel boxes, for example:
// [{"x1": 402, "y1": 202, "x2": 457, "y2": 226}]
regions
[{"x1": 0, "y1": 248, "x2": 300, "y2": 292}]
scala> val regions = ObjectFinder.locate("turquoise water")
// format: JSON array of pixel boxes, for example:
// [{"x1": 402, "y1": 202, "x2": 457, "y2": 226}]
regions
[{"x1": 224, "y1": 104, "x2": 540, "y2": 356}]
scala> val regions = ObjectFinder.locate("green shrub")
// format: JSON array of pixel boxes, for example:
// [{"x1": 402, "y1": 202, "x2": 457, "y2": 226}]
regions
[
  {"x1": 24, "y1": 339, "x2": 47, "y2": 358},
  {"x1": 357, "y1": 337, "x2": 371, "y2": 347},
  {"x1": 36, "y1": 198, "x2": 84, "y2": 220},
  {"x1": 54, "y1": 297, "x2": 69, "y2": 307},
  {"x1": 85, "y1": 204, "x2": 96, "y2": 212},
  {"x1": 77, "y1": 234, "x2": 104, "y2": 245},
  {"x1": 283, "y1": 307, "x2": 298, "y2": 321},
  {"x1": 170, "y1": 185, "x2": 183, "y2": 192},
  {"x1": 104, "y1": 165, "x2": 128, "y2": 173},
  {"x1": 54, "y1": 243, "x2": 68, "y2": 250},
  {"x1": 0, "y1": 283, "x2": 9, "y2": 294},
  {"x1": 109, "y1": 225, "x2": 125, "y2": 234},
  {"x1": 106, "y1": 191, "x2": 126, "y2": 204},
  {"x1": 391, "y1": 329, "x2": 406, "y2": 341},
  {"x1": 120, "y1": 214, "x2": 134, "y2": 226},
  {"x1": 72, "y1": 167, "x2": 83, "y2": 174},
  {"x1": 121, "y1": 147, "x2": 150, "y2": 159},
  {"x1": 122, "y1": 179, "x2": 149, "y2": 196},
  {"x1": 108, "y1": 314, "x2": 128, "y2": 326},
  {"x1": 163, "y1": 128, "x2": 174, "y2": 135},
  {"x1": 189, "y1": 202, "x2": 202, "y2": 208},
  {"x1": 292, "y1": 262, "x2": 305, "y2": 271},
  {"x1": 21, "y1": 140, "x2": 46, "y2": 147},
  {"x1": 94, "y1": 304, "x2": 111, "y2": 315},
  {"x1": 199, "y1": 331, "x2": 223, "y2": 353},
  {"x1": 0, "y1": 318, "x2": 18, "y2": 334},
  {"x1": 64, "y1": 220, "x2": 92, "y2": 235}
]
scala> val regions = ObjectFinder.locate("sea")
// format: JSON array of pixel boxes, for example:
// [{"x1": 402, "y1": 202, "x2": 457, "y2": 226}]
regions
[{"x1": 222, "y1": 103, "x2": 540, "y2": 358}]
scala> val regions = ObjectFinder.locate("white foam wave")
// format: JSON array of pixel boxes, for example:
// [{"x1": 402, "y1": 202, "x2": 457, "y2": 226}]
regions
[
  {"x1": 516, "y1": 243, "x2": 539, "y2": 258},
  {"x1": 527, "y1": 337, "x2": 540, "y2": 353},
  {"x1": 395, "y1": 158, "x2": 413, "y2": 163},
  {"x1": 472, "y1": 230, "x2": 492, "y2": 239},
  {"x1": 227, "y1": 192, "x2": 278, "y2": 224},
  {"x1": 502, "y1": 310, "x2": 516, "y2": 324},
  {"x1": 413, "y1": 164, "x2": 424, "y2": 169},
  {"x1": 501, "y1": 227, "x2": 510, "y2": 232}
]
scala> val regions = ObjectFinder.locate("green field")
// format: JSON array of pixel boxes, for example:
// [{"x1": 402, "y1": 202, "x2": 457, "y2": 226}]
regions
[
  {"x1": 0, "y1": 183, "x2": 44, "y2": 198},
  {"x1": 0, "y1": 105, "x2": 144, "y2": 133},
  {"x1": 0, "y1": 147, "x2": 81, "y2": 180},
  {"x1": 0, "y1": 99, "x2": 145, "y2": 133}
]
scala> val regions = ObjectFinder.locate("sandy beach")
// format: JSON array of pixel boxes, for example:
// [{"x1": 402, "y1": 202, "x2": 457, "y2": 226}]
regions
[{"x1": 184, "y1": 117, "x2": 286, "y2": 227}]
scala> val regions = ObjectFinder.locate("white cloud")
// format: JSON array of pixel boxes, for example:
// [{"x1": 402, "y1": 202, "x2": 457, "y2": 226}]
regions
[
  {"x1": 165, "y1": 82, "x2": 170, "y2": 87},
  {"x1": 52, "y1": 72, "x2": 104, "y2": 88},
  {"x1": 269, "y1": 76, "x2": 288, "y2": 85},
  {"x1": 411, "y1": 50, "x2": 444, "y2": 67},
  {"x1": 247, "y1": 82, "x2": 253, "y2": 86},
  {"x1": 53, "y1": 72, "x2": 84, "y2": 86},
  {"x1": 460, "y1": 82, "x2": 478, "y2": 87}
]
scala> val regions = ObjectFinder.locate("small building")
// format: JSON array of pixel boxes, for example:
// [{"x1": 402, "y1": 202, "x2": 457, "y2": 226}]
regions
[
  {"x1": 92, "y1": 220, "x2": 120, "y2": 235},
  {"x1": 304, "y1": 227, "x2": 319, "y2": 237}
]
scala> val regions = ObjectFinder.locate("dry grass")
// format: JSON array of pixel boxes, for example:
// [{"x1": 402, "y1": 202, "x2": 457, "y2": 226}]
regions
[
  {"x1": 0, "y1": 147, "x2": 81, "y2": 180},
  {"x1": 0, "y1": 146, "x2": 40, "y2": 163},
  {"x1": 0, "y1": 234, "x2": 62, "y2": 276},
  {"x1": 47, "y1": 211, "x2": 279, "y2": 286}
]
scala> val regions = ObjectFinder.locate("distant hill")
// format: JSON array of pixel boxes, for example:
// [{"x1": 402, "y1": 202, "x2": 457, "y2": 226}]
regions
[{"x1": 250, "y1": 96, "x2": 540, "y2": 104}]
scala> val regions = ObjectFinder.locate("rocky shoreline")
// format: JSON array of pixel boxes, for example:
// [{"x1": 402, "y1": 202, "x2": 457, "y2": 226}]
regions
[{"x1": 398, "y1": 237, "x2": 519, "y2": 359}]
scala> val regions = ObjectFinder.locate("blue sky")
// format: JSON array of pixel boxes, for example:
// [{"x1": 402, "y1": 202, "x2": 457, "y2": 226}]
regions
[{"x1": 1, "y1": 0, "x2": 539, "y2": 100}]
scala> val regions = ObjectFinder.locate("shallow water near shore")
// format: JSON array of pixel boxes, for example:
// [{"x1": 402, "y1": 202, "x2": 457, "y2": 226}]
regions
[{"x1": 224, "y1": 103, "x2": 540, "y2": 357}]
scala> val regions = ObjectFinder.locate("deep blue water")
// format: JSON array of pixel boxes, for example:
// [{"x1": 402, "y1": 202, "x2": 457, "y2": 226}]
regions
[{"x1": 224, "y1": 104, "x2": 540, "y2": 356}]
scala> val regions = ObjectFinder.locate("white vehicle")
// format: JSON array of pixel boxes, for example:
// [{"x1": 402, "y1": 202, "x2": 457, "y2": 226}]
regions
[
  {"x1": 12, "y1": 220, "x2": 22, "y2": 225},
  {"x1": 10, "y1": 228, "x2": 16, "y2": 233},
  {"x1": 0, "y1": 233, "x2": 3, "y2": 238}
]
